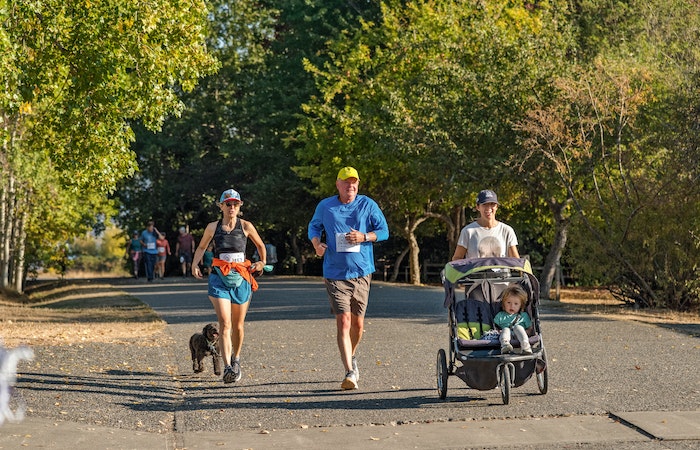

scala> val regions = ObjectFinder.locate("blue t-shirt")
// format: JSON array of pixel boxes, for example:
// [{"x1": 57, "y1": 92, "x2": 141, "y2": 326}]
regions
[
  {"x1": 141, "y1": 229, "x2": 159, "y2": 255},
  {"x1": 308, "y1": 195, "x2": 389, "y2": 280}
]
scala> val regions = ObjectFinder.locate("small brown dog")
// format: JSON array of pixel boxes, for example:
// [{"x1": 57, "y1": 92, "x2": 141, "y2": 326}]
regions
[{"x1": 189, "y1": 322, "x2": 222, "y2": 375}]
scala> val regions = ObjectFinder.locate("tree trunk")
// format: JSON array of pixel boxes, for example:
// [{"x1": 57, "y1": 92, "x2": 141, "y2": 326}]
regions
[
  {"x1": 539, "y1": 198, "x2": 571, "y2": 299},
  {"x1": 540, "y1": 199, "x2": 571, "y2": 299},
  {"x1": 447, "y1": 205, "x2": 465, "y2": 257},
  {"x1": 404, "y1": 215, "x2": 429, "y2": 285},
  {"x1": 390, "y1": 245, "x2": 409, "y2": 282},
  {"x1": 389, "y1": 211, "x2": 459, "y2": 284},
  {"x1": 13, "y1": 206, "x2": 27, "y2": 293},
  {"x1": 0, "y1": 180, "x2": 7, "y2": 288},
  {"x1": 289, "y1": 232, "x2": 304, "y2": 275},
  {"x1": 407, "y1": 231, "x2": 421, "y2": 285},
  {"x1": 0, "y1": 120, "x2": 7, "y2": 288},
  {"x1": 10, "y1": 191, "x2": 22, "y2": 289},
  {"x1": 1, "y1": 174, "x2": 16, "y2": 289}
]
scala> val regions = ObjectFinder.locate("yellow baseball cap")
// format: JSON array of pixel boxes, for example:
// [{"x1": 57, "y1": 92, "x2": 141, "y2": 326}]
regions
[{"x1": 337, "y1": 166, "x2": 360, "y2": 181}]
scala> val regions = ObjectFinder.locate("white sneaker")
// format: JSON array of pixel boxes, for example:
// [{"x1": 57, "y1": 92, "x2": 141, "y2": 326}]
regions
[
  {"x1": 352, "y1": 356, "x2": 359, "y2": 382},
  {"x1": 501, "y1": 343, "x2": 513, "y2": 354},
  {"x1": 341, "y1": 371, "x2": 358, "y2": 390}
]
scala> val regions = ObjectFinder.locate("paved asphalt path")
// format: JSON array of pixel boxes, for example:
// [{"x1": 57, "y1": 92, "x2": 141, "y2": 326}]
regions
[{"x1": 7, "y1": 275, "x2": 700, "y2": 449}]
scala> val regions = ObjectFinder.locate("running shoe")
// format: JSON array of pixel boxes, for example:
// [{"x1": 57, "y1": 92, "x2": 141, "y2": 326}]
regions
[
  {"x1": 352, "y1": 356, "x2": 359, "y2": 382},
  {"x1": 231, "y1": 360, "x2": 242, "y2": 382},
  {"x1": 223, "y1": 365, "x2": 235, "y2": 384},
  {"x1": 341, "y1": 371, "x2": 358, "y2": 390}
]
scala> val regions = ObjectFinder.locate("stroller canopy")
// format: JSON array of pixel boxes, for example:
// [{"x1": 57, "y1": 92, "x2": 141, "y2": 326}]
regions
[{"x1": 442, "y1": 257, "x2": 540, "y2": 308}]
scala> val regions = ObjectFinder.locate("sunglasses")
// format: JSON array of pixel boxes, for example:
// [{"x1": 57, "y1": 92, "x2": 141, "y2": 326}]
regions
[{"x1": 223, "y1": 201, "x2": 241, "y2": 207}]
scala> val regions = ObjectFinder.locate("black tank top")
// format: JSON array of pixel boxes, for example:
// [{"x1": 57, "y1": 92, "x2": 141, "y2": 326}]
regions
[{"x1": 213, "y1": 220, "x2": 246, "y2": 257}]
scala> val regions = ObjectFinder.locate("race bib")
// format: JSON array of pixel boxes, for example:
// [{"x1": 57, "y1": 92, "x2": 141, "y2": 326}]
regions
[
  {"x1": 335, "y1": 232, "x2": 360, "y2": 253},
  {"x1": 147, "y1": 242, "x2": 156, "y2": 250},
  {"x1": 219, "y1": 252, "x2": 245, "y2": 263},
  {"x1": 157, "y1": 246, "x2": 166, "y2": 253}
]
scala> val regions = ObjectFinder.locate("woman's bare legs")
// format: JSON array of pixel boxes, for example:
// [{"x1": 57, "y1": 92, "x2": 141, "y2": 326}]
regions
[{"x1": 209, "y1": 296, "x2": 250, "y2": 382}]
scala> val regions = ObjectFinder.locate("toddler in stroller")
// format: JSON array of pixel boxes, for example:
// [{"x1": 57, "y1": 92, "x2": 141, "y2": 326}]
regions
[{"x1": 494, "y1": 284, "x2": 532, "y2": 355}]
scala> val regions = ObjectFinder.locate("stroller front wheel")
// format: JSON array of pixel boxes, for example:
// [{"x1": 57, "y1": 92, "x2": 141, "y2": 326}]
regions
[
  {"x1": 436, "y1": 349, "x2": 448, "y2": 400},
  {"x1": 499, "y1": 363, "x2": 512, "y2": 405}
]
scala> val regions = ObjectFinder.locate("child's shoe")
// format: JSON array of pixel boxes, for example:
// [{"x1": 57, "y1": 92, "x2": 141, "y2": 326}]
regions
[{"x1": 500, "y1": 343, "x2": 513, "y2": 354}]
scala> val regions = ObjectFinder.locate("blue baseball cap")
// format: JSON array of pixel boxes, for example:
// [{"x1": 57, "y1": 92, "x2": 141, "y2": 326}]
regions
[{"x1": 219, "y1": 189, "x2": 242, "y2": 203}]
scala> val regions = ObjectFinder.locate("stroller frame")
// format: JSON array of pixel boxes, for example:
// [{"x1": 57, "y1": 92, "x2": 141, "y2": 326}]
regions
[{"x1": 437, "y1": 257, "x2": 548, "y2": 404}]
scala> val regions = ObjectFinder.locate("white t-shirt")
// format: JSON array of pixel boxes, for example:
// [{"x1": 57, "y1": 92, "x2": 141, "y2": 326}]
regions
[{"x1": 456, "y1": 221, "x2": 518, "y2": 258}]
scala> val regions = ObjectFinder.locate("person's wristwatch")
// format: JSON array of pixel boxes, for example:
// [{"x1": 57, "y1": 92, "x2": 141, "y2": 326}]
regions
[{"x1": 364, "y1": 233, "x2": 369, "y2": 242}]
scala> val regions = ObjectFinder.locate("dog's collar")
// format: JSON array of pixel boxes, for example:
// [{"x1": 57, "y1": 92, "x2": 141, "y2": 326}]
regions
[{"x1": 207, "y1": 339, "x2": 220, "y2": 356}]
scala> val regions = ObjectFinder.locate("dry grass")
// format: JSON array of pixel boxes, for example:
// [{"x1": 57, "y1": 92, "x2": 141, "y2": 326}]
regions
[
  {"x1": 552, "y1": 287, "x2": 700, "y2": 326},
  {"x1": 0, "y1": 280, "x2": 165, "y2": 347}
]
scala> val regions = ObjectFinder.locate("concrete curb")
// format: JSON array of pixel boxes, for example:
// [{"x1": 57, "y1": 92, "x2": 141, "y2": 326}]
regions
[{"x1": 3, "y1": 411, "x2": 700, "y2": 449}]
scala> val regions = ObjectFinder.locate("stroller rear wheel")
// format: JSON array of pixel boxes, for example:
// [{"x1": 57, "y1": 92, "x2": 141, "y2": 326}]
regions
[
  {"x1": 536, "y1": 348, "x2": 548, "y2": 394},
  {"x1": 436, "y1": 349, "x2": 448, "y2": 399}
]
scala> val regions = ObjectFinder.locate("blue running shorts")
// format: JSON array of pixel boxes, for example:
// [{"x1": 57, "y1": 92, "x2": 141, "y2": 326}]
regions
[{"x1": 208, "y1": 273, "x2": 252, "y2": 305}]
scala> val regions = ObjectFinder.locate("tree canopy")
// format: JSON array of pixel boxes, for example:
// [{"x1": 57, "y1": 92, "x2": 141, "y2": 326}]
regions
[
  {"x1": 1, "y1": 0, "x2": 216, "y2": 291},
  {"x1": 516, "y1": 0, "x2": 700, "y2": 307},
  {"x1": 6, "y1": 0, "x2": 699, "y2": 311},
  {"x1": 116, "y1": 0, "x2": 381, "y2": 274},
  {"x1": 295, "y1": 0, "x2": 573, "y2": 283}
]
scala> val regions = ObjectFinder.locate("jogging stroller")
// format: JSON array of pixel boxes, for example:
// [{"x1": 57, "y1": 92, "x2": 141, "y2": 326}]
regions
[{"x1": 437, "y1": 257, "x2": 548, "y2": 404}]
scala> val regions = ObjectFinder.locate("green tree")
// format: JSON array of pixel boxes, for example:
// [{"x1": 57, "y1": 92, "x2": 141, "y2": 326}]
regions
[
  {"x1": 69, "y1": 224, "x2": 127, "y2": 275},
  {"x1": 296, "y1": 0, "x2": 571, "y2": 283},
  {"x1": 517, "y1": 0, "x2": 700, "y2": 308},
  {"x1": 1, "y1": 0, "x2": 216, "y2": 292},
  {"x1": 117, "y1": 1, "x2": 380, "y2": 274}
]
